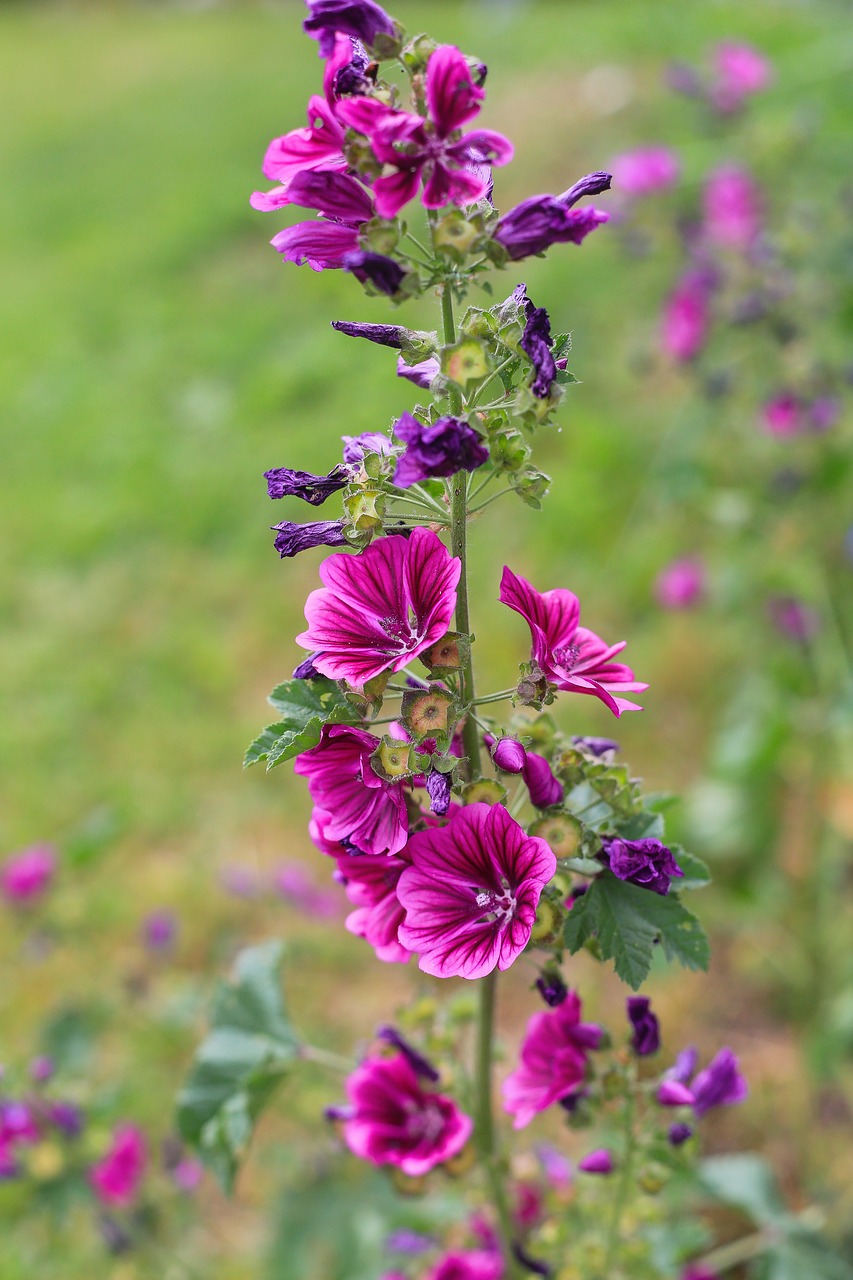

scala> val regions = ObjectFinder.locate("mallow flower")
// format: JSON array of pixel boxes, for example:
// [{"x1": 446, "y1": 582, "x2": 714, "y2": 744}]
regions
[
  {"x1": 626, "y1": 995, "x2": 660, "y2": 1056},
  {"x1": 303, "y1": 0, "x2": 397, "y2": 59},
  {"x1": 392, "y1": 412, "x2": 489, "y2": 487},
  {"x1": 397, "y1": 802, "x2": 556, "y2": 980},
  {"x1": 703, "y1": 165, "x2": 762, "y2": 250},
  {"x1": 343, "y1": 250, "x2": 409, "y2": 296},
  {"x1": 428, "y1": 1252, "x2": 505, "y2": 1280},
  {"x1": 499, "y1": 566, "x2": 647, "y2": 716},
  {"x1": 610, "y1": 147, "x2": 679, "y2": 197},
  {"x1": 265, "y1": 464, "x2": 349, "y2": 504},
  {"x1": 339, "y1": 1051, "x2": 472, "y2": 1176},
  {"x1": 334, "y1": 842, "x2": 413, "y2": 963},
  {"x1": 296, "y1": 529, "x2": 460, "y2": 686},
  {"x1": 336, "y1": 45, "x2": 513, "y2": 217},
  {"x1": 712, "y1": 41, "x2": 772, "y2": 112},
  {"x1": 295, "y1": 727, "x2": 410, "y2": 856},
  {"x1": 600, "y1": 835, "x2": 684, "y2": 896},
  {"x1": 662, "y1": 272, "x2": 711, "y2": 363},
  {"x1": 502, "y1": 991, "x2": 603, "y2": 1128},
  {"x1": 268, "y1": 171, "x2": 376, "y2": 271},
  {"x1": 493, "y1": 171, "x2": 611, "y2": 261},
  {"x1": 89, "y1": 1125, "x2": 147, "y2": 1209},
  {"x1": 271, "y1": 518, "x2": 347, "y2": 558},
  {"x1": 655, "y1": 557, "x2": 705, "y2": 609}
]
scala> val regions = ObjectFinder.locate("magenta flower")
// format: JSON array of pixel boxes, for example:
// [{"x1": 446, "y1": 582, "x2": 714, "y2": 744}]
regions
[
  {"x1": 691, "y1": 1048, "x2": 748, "y2": 1116},
  {"x1": 494, "y1": 199, "x2": 608, "y2": 262},
  {"x1": 502, "y1": 992, "x2": 603, "y2": 1129},
  {"x1": 491, "y1": 737, "x2": 526, "y2": 773},
  {"x1": 703, "y1": 165, "x2": 762, "y2": 250},
  {"x1": 397, "y1": 803, "x2": 555, "y2": 980},
  {"x1": 256, "y1": 94, "x2": 346, "y2": 198},
  {"x1": 657, "y1": 1079, "x2": 696, "y2": 1107},
  {"x1": 0, "y1": 844, "x2": 56, "y2": 905},
  {"x1": 89, "y1": 1125, "x2": 147, "y2": 1209},
  {"x1": 578, "y1": 1148, "x2": 614, "y2": 1175},
  {"x1": 712, "y1": 41, "x2": 772, "y2": 112},
  {"x1": 303, "y1": 0, "x2": 396, "y2": 59},
  {"x1": 522, "y1": 750, "x2": 563, "y2": 809},
  {"x1": 662, "y1": 274, "x2": 710, "y2": 363},
  {"x1": 428, "y1": 1251, "x2": 505, "y2": 1280},
  {"x1": 172, "y1": 1157, "x2": 204, "y2": 1193},
  {"x1": 271, "y1": 220, "x2": 362, "y2": 270},
  {"x1": 767, "y1": 595, "x2": 819, "y2": 643},
  {"x1": 296, "y1": 529, "x2": 460, "y2": 686},
  {"x1": 681, "y1": 1267, "x2": 717, "y2": 1280},
  {"x1": 295, "y1": 727, "x2": 409, "y2": 855},
  {"x1": 611, "y1": 147, "x2": 680, "y2": 197},
  {"x1": 142, "y1": 909, "x2": 178, "y2": 952},
  {"x1": 499, "y1": 566, "x2": 647, "y2": 716},
  {"x1": 392, "y1": 413, "x2": 489, "y2": 488},
  {"x1": 337, "y1": 46, "x2": 513, "y2": 217},
  {"x1": 762, "y1": 393, "x2": 803, "y2": 438},
  {"x1": 655, "y1": 557, "x2": 705, "y2": 609},
  {"x1": 335, "y1": 842, "x2": 412, "y2": 963},
  {"x1": 0, "y1": 1101, "x2": 40, "y2": 1147},
  {"x1": 340, "y1": 1051, "x2": 472, "y2": 1176}
]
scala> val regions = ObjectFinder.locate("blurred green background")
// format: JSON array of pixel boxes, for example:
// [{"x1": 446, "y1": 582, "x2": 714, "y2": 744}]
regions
[{"x1": 2, "y1": 0, "x2": 853, "y2": 1276}]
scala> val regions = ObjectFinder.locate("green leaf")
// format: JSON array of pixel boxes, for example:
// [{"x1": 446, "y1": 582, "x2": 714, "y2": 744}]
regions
[
  {"x1": 699, "y1": 1155, "x2": 785, "y2": 1224},
  {"x1": 244, "y1": 677, "x2": 361, "y2": 770},
  {"x1": 563, "y1": 873, "x2": 710, "y2": 989},
  {"x1": 176, "y1": 941, "x2": 299, "y2": 1191},
  {"x1": 768, "y1": 1233, "x2": 853, "y2": 1280},
  {"x1": 671, "y1": 845, "x2": 712, "y2": 890}
]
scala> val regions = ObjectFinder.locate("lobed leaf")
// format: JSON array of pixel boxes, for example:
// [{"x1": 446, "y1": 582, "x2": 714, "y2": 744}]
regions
[{"x1": 244, "y1": 677, "x2": 361, "y2": 770}]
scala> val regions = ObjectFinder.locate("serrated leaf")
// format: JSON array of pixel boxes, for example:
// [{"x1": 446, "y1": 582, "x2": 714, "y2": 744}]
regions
[
  {"x1": 176, "y1": 941, "x2": 299, "y2": 1191},
  {"x1": 563, "y1": 873, "x2": 710, "y2": 989},
  {"x1": 671, "y1": 845, "x2": 711, "y2": 890},
  {"x1": 245, "y1": 677, "x2": 361, "y2": 770}
]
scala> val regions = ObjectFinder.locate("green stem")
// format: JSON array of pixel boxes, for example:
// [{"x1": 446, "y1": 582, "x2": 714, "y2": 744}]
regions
[
  {"x1": 602, "y1": 1086, "x2": 637, "y2": 1274},
  {"x1": 475, "y1": 970, "x2": 518, "y2": 1275}
]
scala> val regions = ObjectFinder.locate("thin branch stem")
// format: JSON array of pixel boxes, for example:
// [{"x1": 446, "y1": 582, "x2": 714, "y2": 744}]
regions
[{"x1": 471, "y1": 488, "x2": 515, "y2": 513}]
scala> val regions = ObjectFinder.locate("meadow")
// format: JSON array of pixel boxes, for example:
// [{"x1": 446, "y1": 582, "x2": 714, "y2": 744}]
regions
[{"x1": 2, "y1": 1, "x2": 852, "y2": 1275}]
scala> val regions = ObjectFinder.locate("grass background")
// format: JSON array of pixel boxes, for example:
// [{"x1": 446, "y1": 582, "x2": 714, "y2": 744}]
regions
[{"x1": 2, "y1": 1, "x2": 853, "y2": 1275}]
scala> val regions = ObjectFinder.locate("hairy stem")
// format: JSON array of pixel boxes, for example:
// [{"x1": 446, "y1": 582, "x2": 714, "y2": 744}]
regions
[{"x1": 602, "y1": 1085, "x2": 637, "y2": 1274}]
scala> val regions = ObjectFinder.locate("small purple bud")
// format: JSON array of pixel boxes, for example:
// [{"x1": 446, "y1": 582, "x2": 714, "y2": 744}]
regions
[
  {"x1": 343, "y1": 250, "x2": 407, "y2": 297},
  {"x1": 324, "y1": 1103, "x2": 356, "y2": 1122},
  {"x1": 535, "y1": 972, "x2": 568, "y2": 1008},
  {"x1": 29, "y1": 1055, "x2": 55, "y2": 1084},
  {"x1": 559, "y1": 171, "x2": 613, "y2": 207},
  {"x1": 376, "y1": 1026, "x2": 440, "y2": 1082},
  {"x1": 331, "y1": 320, "x2": 406, "y2": 348},
  {"x1": 657, "y1": 1080, "x2": 696, "y2": 1107},
  {"x1": 49, "y1": 1101, "x2": 85, "y2": 1138},
  {"x1": 571, "y1": 736, "x2": 619, "y2": 758},
  {"x1": 492, "y1": 737, "x2": 526, "y2": 774},
  {"x1": 626, "y1": 996, "x2": 661, "y2": 1057},
  {"x1": 292, "y1": 653, "x2": 324, "y2": 680},
  {"x1": 271, "y1": 520, "x2": 347, "y2": 559},
  {"x1": 578, "y1": 1148, "x2": 614, "y2": 1175},
  {"x1": 668, "y1": 1122, "x2": 694, "y2": 1146},
  {"x1": 341, "y1": 432, "x2": 393, "y2": 464},
  {"x1": 426, "y1": 769, "x2": 451, "y2": 817}
]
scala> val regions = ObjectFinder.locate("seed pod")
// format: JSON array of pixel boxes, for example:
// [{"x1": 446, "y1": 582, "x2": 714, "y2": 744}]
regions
[{"x1": 530, "y1": 811, "x2": 583, "y2": 858}]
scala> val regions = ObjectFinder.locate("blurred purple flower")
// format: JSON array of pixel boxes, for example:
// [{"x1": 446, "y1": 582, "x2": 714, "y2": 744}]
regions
[
  {"x1": 662, "y1": 274, "x2": 710, "y2": 363},
  {"x1": 172, "y1": 1157, "x2": 204, "y2": 1193},
  {"x1": 703, "y1": 166, "x2": 762, "y2": 250},
  {"x1": 142, "y1": 909, "x2": 178, "y2": 952},
  {"x1": 691, "y1": 1048, "x2": 749, "y2": 1116},
  {"x1": 767, "y1": 595, "x2": 820, "y2": 644},
  {"x1": 219, "y1": 864, "x2": 261, "y2": 898},
  {"x1": 303, "y1": 0, "x2": 396, "y2": 59},
  {"x1": 711, "y1": 42, "x2": 772, "y2": 113},
  {"x1": 578, "y1": 1148, "x2": 614, "y2": 1175},
  {"x1": 343, "y1": 250, "x2": 408, "y2": 296},
  {"x1": 611, "y1": 147, "x2": 679, "y2": 197},
  {"x1": 627, "y1": 995, "x2": 660, "y2": 1056},
  {"x1": 668, "y1": 1122, "x2": 694, "y2": 1146},
  {"x1": 762, "y1": 393, "x2": 803, "y2": 438},
  {"x1": 274, "y1": 861, "x2": 341, "y2": 919},
  {"x1": 29, "y1": 1056, "x2": 54, "y2": 1084},
  {"x1": 809, "y1": 397, "x2": 841, "y2": 433},
  {"x1": 49, "y1": 1101, "x2": 85, "y2": 1139},
  {"x1": 1, "y1": 844, "x2": 56, "y2": 906}
]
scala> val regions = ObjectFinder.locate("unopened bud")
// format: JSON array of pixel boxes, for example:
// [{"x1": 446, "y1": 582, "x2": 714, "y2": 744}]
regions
[{"x1": 492, "y1": 737, "x2": 526, "y2": 773}]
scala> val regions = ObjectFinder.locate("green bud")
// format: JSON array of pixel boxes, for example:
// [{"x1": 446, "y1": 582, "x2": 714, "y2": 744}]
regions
[
  {"x1": 489, "y1": 427, "x2": 530, "y2": 474},
  {"x1": 370, "y1": 25, "x2": 405, "y2": 60},
  {"x1": 343, "y1": 133, "x2": 382, "y2": 182},
  {"x1": 460, "y1": 305, "x2": 497, "y2": 340},
  {"x1": 397, "y1": 330, "x2": 439, "y2": 364},
  {"x1": 530, "y1": 811, "x2": 583, "y2": 859},
  {"x1": 511, "y1": 467, "x2": 551, "y2": 509},
  {"x1": 636, "y1": 1164, "x2": 670, "y2": 1195},
  {"x1": 400, "y1": 33, "x2": 438, "y2": 74},
  {"x1": 462, "y1": 779, "x2": 507, "y2": 806}
]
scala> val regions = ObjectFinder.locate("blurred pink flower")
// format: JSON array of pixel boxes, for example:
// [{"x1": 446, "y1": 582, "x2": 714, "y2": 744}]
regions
[
  {"x1": 0, "y1": 844, "x2": 56, "y2": 905},
  {"x1": 762, "y1": 393, "x2": 803, "y2": 438},
  {"x1": 712, "y1": 42, "x2": 772, "y2": 112},
  {"x1": 655, "y1": 557, "x2": 705, "y2": 609},
  {"x1": 611, "y1": 147, "x2": 679, "y2": 196},
  {"x1": 662, "y1": 273, "x2": 711, "y2": 362},
  {"x1": 578, "y1": 1148, "x2": 614, "y2": 1175},
  {"x1": 427, "y1": 1251, "x2": 504, "y2": 1280},
  {"x1": 502, "y1": 992, "x2": 603, "y2": 1129},
  {"x1": 703, "y1": 165, "x2": 762, "y2": 250},
  {"x1": 274, "y1": 860, "x2": 341, "y2": 919},
  {"x1": 89, "y1": 1125, "x2": 147, "y2": 1209},
  {"x1": 334, "y1": 843, "x2": 412, "y2": 963},
  {"x1": 172, "y1": 1157, "x2": 204, "y2": 1193}
]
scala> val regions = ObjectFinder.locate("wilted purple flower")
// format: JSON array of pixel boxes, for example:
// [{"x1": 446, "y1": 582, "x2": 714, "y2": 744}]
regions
[
  {"x1": 341, "y1": 432, "x2": 393, "y2": 464},
  {"x1": 535, "y1": 971, "x2": 568, "y2": 1008},
  {"x1": 426, "y1": 769, "x2": 452, "y2": 817},
  {"x1": 703, "y1": 166, "x2": 762, "y2": 250},
  {"x1": 571, "y1": 736, "x2": 619, "y2": 758},
  {"x1": 265, "y1": 464, "x2": 349, "y2": 504},
  {"x1": 601, "y1": 836, "x2": 684, "y2": 896},
  {"x1": 767, "y1": 595, "x2": 820, "y2": 643},
  {"x1": 377, "y1": 1025, "x2": 440, "y2": 1082},
  {"x1": 392, "y1": 412, "x2": 488, "y2": 488},
  {"x1": 142, "y1": 909, "x2": 178, "y2": 952},
  {"x1": 343, "y1": 250, "x2": 408, "y2": 296},
  {"x1": 271, "y1": 519, "x2": 347, "y2": 559},
  {"x1": 49, "y1": 1101, "x2": 85, "y2": 1139},
  {"x1": 332, "y1": 320, "x2": 407, "y2": 348},
  {"x1": 523, "y1": 751, "x2": 563, "y2": 809},
  {"x1": 491, "y1": 737, "x2": 526, "y2": 774},
  {"x1": 494, "y1": 198, "x2": 609, "y2": 262},
  {"x1": 560, "y1": 170, "x2": 613, "y2": 206},
  {"x1": 578, "y1": 1148, "x2": 614, "y2": 1175},
  {"x1": 517, "y1": 286, "x2": 557, "y2": 398},
  {"x1": 656, "y1": 557, "x2": 705, "y2": 609},
  {"x1": 691, "y1": 1048, "x2": 748, "y2": 1116},
  {"x1": 668, "y1": 1122, "x2": 694, "y2": 1146},
  {"x1": 303, "y1": 0, "x2": 396, "y2": 59},
  {"x1": 29, "y1": 1056, "x2": 55, "y2": 1084},
  {"x1": 611, "y1": 147, "x2": 680, "y2": 197},
  {"x1": 397, "y1": 355, "x2": 442, "y2": 389},
  {"x1": 292, "y1": 652, "x2": 323, "y2": 679},
  {"x1": 627, "y1": 996, "x2": 660, "y2": 1056}
]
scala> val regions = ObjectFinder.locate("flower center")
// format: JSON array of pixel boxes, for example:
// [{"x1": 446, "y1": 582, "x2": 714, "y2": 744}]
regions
[
  {"x1": 552, "y1": 643, "x2": 581, "y2": 673},
  {"x1": 402, "y1": 1100, "x2": 445, "y2": 1144},
  {"x1": 380, "y1": 611, "x2": 422, "y2": 655},
  {"x1": 474, "y1": 877, "x2": 517, "y2": 926}
]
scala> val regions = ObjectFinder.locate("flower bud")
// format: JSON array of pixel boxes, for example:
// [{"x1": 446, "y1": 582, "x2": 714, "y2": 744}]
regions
[
  {"x1": 578, "y1": 1148, "x2": 614, "y2": 1175},
  {"x1": 492, "y1": 737, "x2": 526, "y2": 773},
  {"x1": 667, "y1": 1122, "x2": 693, "y2": 1146},
  {"x1": 535, "y1": 970, "x2": 568, "y2": 1007},
  {"x1": 636, "y1": 1163, "x2": 670, "y2": 1195},
  {"x1": 530, "y1": 811, "x2": 583, "y2": 859}
]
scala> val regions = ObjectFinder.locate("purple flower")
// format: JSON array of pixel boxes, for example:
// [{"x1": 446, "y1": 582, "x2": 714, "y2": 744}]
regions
[
  {"x1": 333, "y1": 839, "x2": 412, "y2": 962},
  {"x1": 265, "y1": 171, "x2": 375, "y2": 270},
  {"x1": 601, "y1": 836, "x2": 684, "y2": 896},
  {"x1": 271, "y1": 519, "x2": 347, "y2": 558},
  {"x1": 560, "y1": 170, "x2": 613, "y2": 206},
  {"x1": 89, "y1": 1125, "x2": 147, "y2": 1209},
  {"x1": 500, "y1": 566, "x2": 647, "y2": 716},
  {"x1": 172, "y1": 1157, "x2": 204, "y2": 1193},
  {"x1": 397, "y1": 803, "x2": 556, "y2": 980},
  {"x1": 341, "y1": 431, "x2": 394, "y2": 464},
  {"x1": 523, "y1": 750, "x2": 563, "y2": 809},
  {"x1": 340, "y1": 1051, "x2": 472, "y2": 1176},
  {"x1": 331, "y1": 320, "x2": 407, "y2": 348},
  {"x1": 49, "y1": 1102, "x2": 84, "y2": 1139},
  {"x1": 703, "y1": 166, "x2": 762, "y2": 250},
  {"x1": 535, "y1": 972, "x2": 568, "y2": 1008},
  {"x1": 571, "y1": 736, "x2": 619, "y2": 758},
  {"x1": 662, "y1": 275, "x2": 710, "y2": 363},
  {"x1": 767, "y1": 595, "x2": 819, "y2": 643},
  {"x1": 274, "y1": 861, "x2": 341, "y2": 919},
  {"x1": 377, "y1": 1025, "x2": 440, "y2": 1082},
  {"x1": 254, "y1": 95, "x2": 346, "y2": 201},
  {"x1": 1, "y1": 844, "x2": 56, "y2": 905},
  {"x1": 272, "y1": 221, "x2": 362, "y2": 271},
  {"x1": 286, "y1": 169, "x2": 375, "y2": 222},
  {"x1": 502, "y1": 991, "x2": 602, "y2": 1128},
  {"x1": 428, "y1": 1251, "x2": 504, "y2": 1280},
  {"x1": 712, "y1": 42, "x2": 772, "y2": 113},
  {"x1": 668, "y1": 1122, "x2": 694, "y2": 1146},
  {"x1": 681, "y1": 1267, "x2": 716, "y2": 1280},
  {"x1": 29, "y1": 1055, "x2": 55, "y2": 1083},
  {"x1": 655, "y1": 557, "x2": 705, "y2": 609},
  {"x1": 292, "y1": 652, "x2": 324, "y2": 679},
  {"x1": 626, "y1": 996, "x2": 660, "y2": 1056},
  {"x1": 494, "y1": 198, "x2": 609, "y2": 262},
  {"x1": 691, "y1": 1048, "x2": 748, "y2": 1116},
  {"x1": 392, "y1": 412, "x2": 488, "y2": 488},
  {"x1": 303, "y1": 0, "x2": 396, "y2": 59},
  {"x1": 611, "y1": 147, "x2": 680, "y2": 197},
  {"x1": 536, "y1": 1143, "x2": 572, "y2": 1188},
  {"x1": 491, "y1": 737, "x2": 526, "y2": 773},
  {"x1": 386, "y1": 1229, "x2": 436, "y2": 1256},
  {"x1": 296, "y1": 529, "x2": 460, "y2": 686},
  {"x1": 142, "y1": 909, "x2": 178, "y2": 952},
  {"x1": 762, "y1": 394, "x2": 803, "y2": 438},
  {"x1": 515, "y1": 285, "x2": 557, "y2": 399},
  {"x1": 426, "y1": 768, "x2": 452, "y2": 817},
  {"x1": 578, "y1": 1148, "x2": 614, "y2": 1175},
  {"x1": 657, "y1": 1080, "x2": 696, "y2": 1107},
  {"x1": 0, "y1": 1101, "x2": 39, "y2": 1146},
  {"x1": 397, "y1": 355, "x2": 442, "y2": 389},
  {"x1": 337, "y1": 46, "x2": 513, "y2": 217},
  {"x1": 343, "y1": 250, "x2": 408, "y2": 296},
  {"x1": 296, "y1": 727, "x2": 410, "y2": 856},
  {"x1": 809, "y1": 396, "x2": 840, "y2": 433},
  {"x1": 264, "y1": 464, "x2": 349, "y2": 505}
]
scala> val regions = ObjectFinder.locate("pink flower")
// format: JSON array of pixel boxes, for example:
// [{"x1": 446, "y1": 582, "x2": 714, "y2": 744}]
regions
[
  {"x1": 295, "y1": 728, "x2": 409, "y2": 856},
  {"x1": 1, "y1": 844, "x2": 56, "y2": 905},
  {"x1": 703, "y1": 165, "x2": 762, "y2": 250},
  {"x1": 499, "y1": 566, "x2": 647, "y2": 716},
  {"x1": 611, "y1": 147, "x2": 679, "y2": 197},
  {"x1": 297, "y1": 529, "x2": 460, "y2": 687},
  {"x1": 337, "y1": 46, "x2": 513, "y2": 217},
  {"x1": 397, "y1": 804, "x2": 556, "y2": 980},
  {"x1": 662, "y1": 275, "x2": 710, "y2": 362},
  {"x1": 502, "y1": 992, "x2": 603, "y2": 1129},
  {"x1": 0, "y1": 1101, "x2": 40, "y2": 1147},
  {"x1": 89, "y1": 1125, "x2": 147, "y2": 1209},
  {"x1": 655, "y1": 557, "x2": 705, "y2": 609},
  {"x1": 335, "y1": 842, "x2": 412, "y2": 963},
  {"x1": 172, "y1": 1157, "x2": 204, "y2": 1193},
  {"x1": 341, "y1": 1052, "x2": 472, "y2": 1176},
  {"x1": 578, "y1": 1148, "x2": 614, "y2": 1175},
  {"x1": 428, "y1": 1251, "x2": 505, "y2": 1280},
  {"x1": 762, "y1": 393, "x2": 803, "y2": 438},
  {"x1": 712, "y1": 42, "x2": 771, "y2": 112}
]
